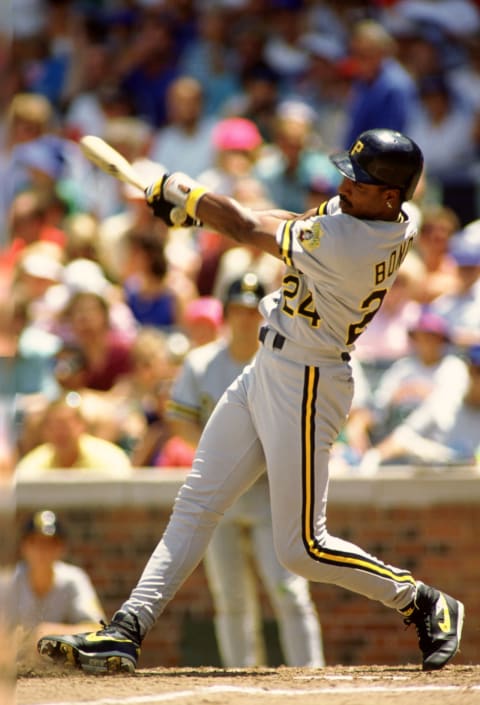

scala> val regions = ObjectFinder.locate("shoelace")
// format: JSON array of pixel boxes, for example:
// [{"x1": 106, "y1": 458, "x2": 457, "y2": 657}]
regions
[
  {"x1": 98, "y1": 614, "x2": 142, "y2": 645},
  {"x1": 404, "y1": 611, "x2": 433, "y2": 652}
]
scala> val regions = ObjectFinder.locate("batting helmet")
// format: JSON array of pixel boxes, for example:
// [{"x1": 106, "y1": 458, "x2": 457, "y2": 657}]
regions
[{"x1": 330, "y1": 129, "x2": 423, "y2": 200}]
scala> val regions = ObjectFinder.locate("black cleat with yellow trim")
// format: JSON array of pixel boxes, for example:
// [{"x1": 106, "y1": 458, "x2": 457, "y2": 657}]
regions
[
  {"x1": 37, "y1": 611, "x2": 141, "y2": 674},
  {"x1": 402, "y1": 582, "x2": 464, "y2": 671}
]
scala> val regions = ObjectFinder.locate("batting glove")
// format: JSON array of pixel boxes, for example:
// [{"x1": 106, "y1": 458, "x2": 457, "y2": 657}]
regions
[{"x1": 145, "y1": 177, "x2": 200, "y2": 228}]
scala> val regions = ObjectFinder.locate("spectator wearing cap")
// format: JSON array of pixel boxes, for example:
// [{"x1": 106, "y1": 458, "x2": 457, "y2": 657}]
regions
[
  {"x1": 431, "y1": 234, "x2": 480, "y2": 346},
  {"x1": 368, "y1": 310, "x2": 469, "y2": 442},
  {"x1": 15, "y1": 394, "x2": 131, "y2": 476},
  {"x1": 198, "y1": 116, "x2": 263, "y2": 196},
  {"x1": 0, "y1": 510, "x2": 105, "y2": 663},
  {"x1": 361, "y1": 344, "x2": 480, "y2": 471},
  {"x1": 341, "y1": 20, "x2": 418, "y2": 148},
  {"x1": 166, "y1": 272, "x2": 325, "y2": 667},
  {"x1": 149, "y1": 77, "x2": 217, "y2": 177},
  {"x1": 182, "y1": 296, "x2": 224, "y2": 349}
]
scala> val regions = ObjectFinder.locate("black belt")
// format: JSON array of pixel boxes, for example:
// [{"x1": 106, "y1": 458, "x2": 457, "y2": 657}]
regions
[{"x1": 259, "y1": 326, "x2": 351, "y2": 361}]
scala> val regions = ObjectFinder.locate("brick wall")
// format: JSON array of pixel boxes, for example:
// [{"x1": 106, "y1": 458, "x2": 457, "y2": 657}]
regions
[{"x1": 9, "y1": 470, "x2": 480, "y2": 668}]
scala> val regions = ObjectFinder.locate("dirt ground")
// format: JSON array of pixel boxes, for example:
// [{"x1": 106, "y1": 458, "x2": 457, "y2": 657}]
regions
[{"x1": 14, "y1": 663, "x2": 480, "y2": 705}]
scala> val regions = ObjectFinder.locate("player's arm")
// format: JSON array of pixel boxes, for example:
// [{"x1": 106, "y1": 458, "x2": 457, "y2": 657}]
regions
[{"x1": 146, "y1": 172, "x2": 314, "y2": 260}]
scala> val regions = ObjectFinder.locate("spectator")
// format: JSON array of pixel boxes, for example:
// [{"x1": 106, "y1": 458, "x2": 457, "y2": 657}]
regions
[
  {"x1": 405, "y1": 73, "x2": 479, "y2": 224},
  {"x1": 167, "y1": 273, "x2": 324, "y2": 667},
  {"x1": 87, "y1": 116, "x2": 155, "y2": 221},
  {"x1": 342, "y1": 20, "x2": 418, "y2": 148},
  {"x1": 62, "y1": 212, "x2": 101, "y2": 264},
  {"x1": 122, "y1": 231, "x2": 184, "y2": 332},
  {"x1": 17, "y1": 341, "x2": 128, "y2": 458},
  {"x1": 199, "y1": 116, "x2": 263, "y2": 196},
  {"x1": 431, "y1": 234, "x2": 480, "y2": 346},
  {"x1": 404, "y1": 204, "x2": 461, "y2": 304},
  {"x1": 0, "y1": 292, "x2": 61, "y2": 455},
  {"x1": 114, "y1": 8, "x2": 179, "y2": 128},
  {"x1": 58, "y1": 291, "x2": 133, "y2": 392},
  {"x1": 0, "y1": 510, "x2": 105, "y2": 664},
  {"x1": 149, "y1": 76, "x2": 217, "y2": 177},
  {"x1": 262, "y1": 0, "x2": 310, "y2": 98},
  {"x1": 211, "y1": 178, "x2": 285, "y2": 303},
  {"x1": 225, "y1": 20, "x2": 281, "y2": 143},
  {"x1": 110, "y1": 327, "x2": 184, "y2": 467},
  {"x1": 182, "y1": 296, "x2": 224, "y2": 349},
  {"x1": 369, "y1": 310, "x2": 469, "y2": 441},
  {"x1": 294, "y1": 32, "x2": 348, "y2": 150},
  {"x1": 361, "y1": 344, "x2": 480, "y2": 471},
  {"x1": 2, "y1": 189, "x2": 66, "y2": 281},
  {"x1": 62, "y1": 32, "x2": 132, "y2": 141},
  {"x1": 178, "y1": 8, "x2": 240, "y2": 116},
  {"x1": 0, "y1": 93, "x2": 54, "y2": 225},
  {"x1": 353, "y1": 267, "x2": 422, "y2": 391},
  {"x1": 15, "y1": 395, "x2": 131, "y2": 476},
  {"x1": 256, "y1": 100, "x2": 336, "y2": 213},
  {"x1": 331, "y1": 354, "x2": 375, "y2": 469},
  {"x1": 97, "y1": 154, "x2": 167, "y2": 283},
  {"x1": 300, "y1": 151, "x2": 343, "y2": 211}
]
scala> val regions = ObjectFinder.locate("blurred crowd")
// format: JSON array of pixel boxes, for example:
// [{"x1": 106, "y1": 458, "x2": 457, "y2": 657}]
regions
[{"x1": 1, "y1": 0, "x2": 480, "y2": 479}]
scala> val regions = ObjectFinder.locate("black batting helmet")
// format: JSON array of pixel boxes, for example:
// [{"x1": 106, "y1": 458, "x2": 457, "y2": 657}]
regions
[
  {"x1": 224, "y1": 272, "x2": 266, "y2": 309},
  {"x1": 330, "y1": 129, "x2": 423, "y2": 200}
]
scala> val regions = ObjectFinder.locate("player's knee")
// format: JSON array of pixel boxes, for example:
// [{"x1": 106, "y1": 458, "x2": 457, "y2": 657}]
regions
[{"x1": 276, "y1": 543, "x2": 317, "y2": 580}]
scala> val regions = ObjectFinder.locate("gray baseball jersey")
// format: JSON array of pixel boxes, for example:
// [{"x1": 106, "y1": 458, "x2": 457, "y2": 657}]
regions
[
  {"x1": 1, "y1": 560, "x2": 105, "y2": 630},
  {"x1": 121, "y1": 196, "x2": 419, "y2": 635}
]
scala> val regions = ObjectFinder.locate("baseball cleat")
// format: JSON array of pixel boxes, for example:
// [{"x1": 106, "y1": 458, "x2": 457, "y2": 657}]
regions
[
  {"x1": 37, "y1": 611, "x2": 142, "y2": 675},
  {"x1": 403, "y1": 581, "x2": 464, "y2": 671}
]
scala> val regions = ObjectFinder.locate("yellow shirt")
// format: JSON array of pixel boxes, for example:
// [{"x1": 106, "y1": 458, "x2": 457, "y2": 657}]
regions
[{"x1": 15, "y1": 434, "x2": 132, "y2": 476}]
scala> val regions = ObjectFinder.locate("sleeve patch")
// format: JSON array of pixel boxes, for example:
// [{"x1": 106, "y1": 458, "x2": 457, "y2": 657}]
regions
[{"x1": 296, "y1": 219, "x2": 324, "y2": 251}]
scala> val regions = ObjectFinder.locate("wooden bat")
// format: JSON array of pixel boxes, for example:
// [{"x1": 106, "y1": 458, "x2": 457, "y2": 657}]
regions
[{"x1": 79, "y1": 135, "x2": 187, "y2": 225}]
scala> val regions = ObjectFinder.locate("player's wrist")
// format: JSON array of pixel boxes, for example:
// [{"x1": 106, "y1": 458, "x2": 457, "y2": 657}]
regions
[
  {"x1": 145, "y1": 175, "x2": 193, "y2": 227},
  {"x1": 163, "y1": 173, "x2": 211, "y2": 218}
]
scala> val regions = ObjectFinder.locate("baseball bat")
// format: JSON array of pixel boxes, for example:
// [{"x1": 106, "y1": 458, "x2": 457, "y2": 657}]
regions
[{"x1": 79, "y1": 135, "x2": 187, "y2": 225}]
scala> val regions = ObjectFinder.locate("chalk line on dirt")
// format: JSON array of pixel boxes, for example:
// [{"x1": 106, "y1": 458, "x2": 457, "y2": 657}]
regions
[{"x1": 28, "y1": 683, "x2": 480, "y2": 705}]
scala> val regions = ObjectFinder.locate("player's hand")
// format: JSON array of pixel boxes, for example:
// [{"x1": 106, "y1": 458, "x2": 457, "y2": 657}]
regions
[{"x1": 145, "y1": 178, "x2": 200, "y2": 228}]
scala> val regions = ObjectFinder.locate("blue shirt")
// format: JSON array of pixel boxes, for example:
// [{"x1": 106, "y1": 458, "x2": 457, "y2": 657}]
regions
[{"x1": 344, "y1": 59, "x2": 418, "y2": 148}]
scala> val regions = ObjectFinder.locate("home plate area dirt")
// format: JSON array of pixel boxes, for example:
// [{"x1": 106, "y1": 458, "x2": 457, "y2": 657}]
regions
[{"x1": 16, "y1": 664, "x2": 480, "y2": 705}]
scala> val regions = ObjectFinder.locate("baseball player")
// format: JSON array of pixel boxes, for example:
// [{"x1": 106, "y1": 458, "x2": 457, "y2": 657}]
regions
[
  {"x1": 167, "y1": 272, "x2": 324, "y2": 667},
  {"x1": 38, "y1": 129, "x2": 464, "y2": 674}
]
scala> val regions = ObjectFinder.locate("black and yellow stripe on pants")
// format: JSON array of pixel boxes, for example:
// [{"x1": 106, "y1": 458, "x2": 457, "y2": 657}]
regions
[{"x1": 300, "y1": 365, "x2": 416, "y2": 587}]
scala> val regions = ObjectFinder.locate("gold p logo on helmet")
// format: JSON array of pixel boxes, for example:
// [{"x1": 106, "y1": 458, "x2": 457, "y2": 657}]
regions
[{"x1": 350, "y1": 140, "x2": 364, "y2": 155}]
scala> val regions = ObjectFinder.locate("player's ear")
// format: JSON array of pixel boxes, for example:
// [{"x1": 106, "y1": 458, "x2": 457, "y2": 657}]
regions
[{"x1": 383, "y1": 188, "x2": 400, "y2": 210}]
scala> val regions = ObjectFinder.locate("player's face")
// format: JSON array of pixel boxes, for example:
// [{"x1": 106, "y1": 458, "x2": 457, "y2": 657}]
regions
[{"x1": 338, "y1": 177, "x2": 395, "y2": 219}]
